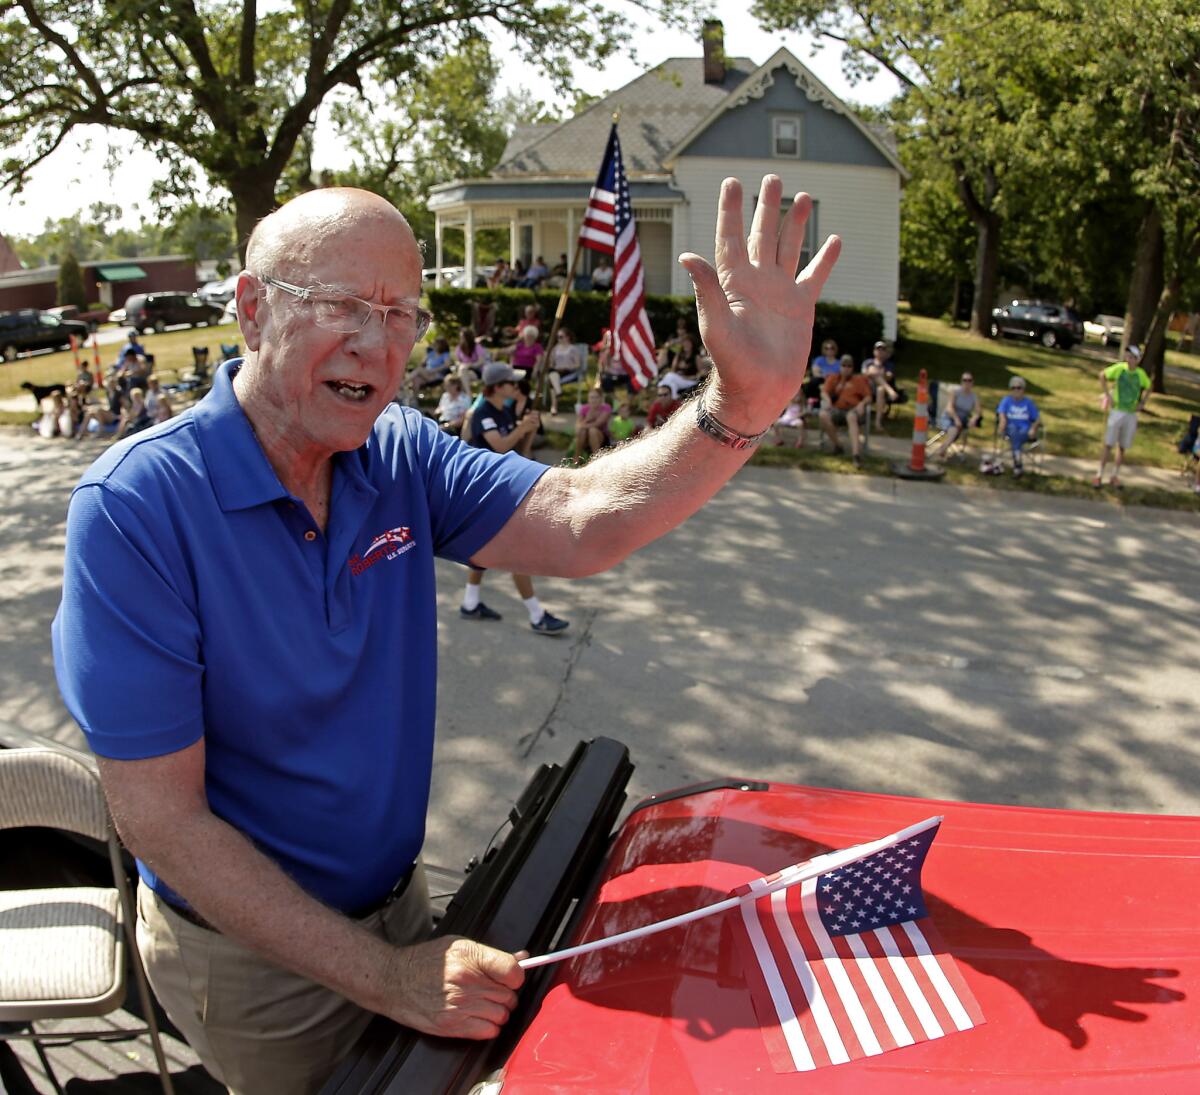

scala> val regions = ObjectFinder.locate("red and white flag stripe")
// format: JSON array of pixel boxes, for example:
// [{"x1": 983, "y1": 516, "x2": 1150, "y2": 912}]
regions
[{"x1": 734, "y1": 879, "x2": 983, "y2": 1072}]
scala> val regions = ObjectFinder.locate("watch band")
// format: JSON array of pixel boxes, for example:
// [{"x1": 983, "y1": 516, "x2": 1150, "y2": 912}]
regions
[{"x1": 694, "y1": 393, "x2": 769, "y2": 451}]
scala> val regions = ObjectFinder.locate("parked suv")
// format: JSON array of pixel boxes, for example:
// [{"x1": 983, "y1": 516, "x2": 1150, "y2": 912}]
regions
[
  {"x1": 0, "y1": 309, "x2": 90, "y2": 361},
  {"x1": 989, "y1": 300, "x2": 1084, "y2": 350},
  {"x1": 123, "y1": 292, "x2": 224, "y2": 334}
]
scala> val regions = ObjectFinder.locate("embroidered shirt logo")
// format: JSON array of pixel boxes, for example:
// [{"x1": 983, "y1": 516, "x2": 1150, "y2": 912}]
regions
[{"x1": 350, "y1": 525, "x2": 415, "y2": 576}]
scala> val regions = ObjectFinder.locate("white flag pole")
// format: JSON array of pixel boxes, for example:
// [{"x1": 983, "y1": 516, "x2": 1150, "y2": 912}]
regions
[{"x1": 519, "y1": 815, "x2": 942, "y2": 970}]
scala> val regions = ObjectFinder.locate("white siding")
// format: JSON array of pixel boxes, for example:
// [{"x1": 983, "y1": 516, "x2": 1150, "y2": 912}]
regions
[
  {"x1": 670, "y1": 157, "x2": 900, "y2": 339},
  {"x1": 636, "y1": 221, "x2": 674, "y2": 296}
]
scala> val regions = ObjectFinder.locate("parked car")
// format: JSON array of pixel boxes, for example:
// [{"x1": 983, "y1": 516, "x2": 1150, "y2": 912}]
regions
[
  {"x1": 122, "y1": 292, "x2": 224, "y2": 334},
  {"x1": 989, "y1": 300, "x2": 1084, "y2": 349},
  {"x1": 107, "y1": 307, "x2": 127, "y2": 325},
  {"x1": 222, "y1": 297, "x2": 238, "y2": 324},
  {"x1": 1083, "y1": 313, "x2": 1125, "y2": 346},
  {"x1": 45, "y1": 303, "x2": 111, "y2": 332},
  {"x1": 0, "y1": 309, "x2": 90, "y2": 361},
  {"x1": 197, "y1": 274, "x2": 240, "y2": 305}
]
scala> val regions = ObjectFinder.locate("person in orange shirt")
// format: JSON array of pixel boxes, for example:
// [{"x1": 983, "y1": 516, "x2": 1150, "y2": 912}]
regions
[{"x1": 818, "y1": 356, "x2": 872, "y2": 466}]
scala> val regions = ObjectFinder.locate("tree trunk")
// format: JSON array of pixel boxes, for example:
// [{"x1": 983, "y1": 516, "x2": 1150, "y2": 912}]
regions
[
  {"x1": 232, "y1": 178, "x2": 283, "y2": 266},
  {"x1": 969, "y1": 213, "x2": 1001, "y2": 337},
  {"x1": 955, "y1": 163, "x2": 1001, "y2": 338},
  {"x1": 1122, "y1": 203, "x2": 1163, "y2": 355},
  {"x1": 1143, "y1": 273, "x2": 1180, "y2": 393},
  {"x1": 951, "y1": 277, "x2": 962, "y2": 325}
]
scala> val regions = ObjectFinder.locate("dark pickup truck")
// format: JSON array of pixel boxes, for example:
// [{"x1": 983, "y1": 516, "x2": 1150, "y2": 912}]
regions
[{"x1": 0, "y1": 308, "x2": 91, "y2": 361}]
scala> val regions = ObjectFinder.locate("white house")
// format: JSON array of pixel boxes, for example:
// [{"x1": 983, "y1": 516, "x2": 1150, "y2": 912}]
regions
[{"x1": 428, "y1": 25, "x2": 905, "y2": 338}]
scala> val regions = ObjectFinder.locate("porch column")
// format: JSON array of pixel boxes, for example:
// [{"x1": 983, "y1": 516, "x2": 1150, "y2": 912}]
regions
[
  {"x1": 464, "y1": 207, "x2": 476, "y2": 288},
  {"x1": 509, "y1": 217, "x2": 518, "y2": 264},
  {"x1": 435, "y1": 214, "x2": 444, "y2": 289},
  {"x1": 565, "y1": 207, "x2": 575, "y2": 259}
]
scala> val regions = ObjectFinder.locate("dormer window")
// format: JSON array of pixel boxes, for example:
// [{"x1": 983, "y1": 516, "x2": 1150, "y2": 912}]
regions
[{"x1": 772, "y1": 115, "x2": 802, "y2": 158}]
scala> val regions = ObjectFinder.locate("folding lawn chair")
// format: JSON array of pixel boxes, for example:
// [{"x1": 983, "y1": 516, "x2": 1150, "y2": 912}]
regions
[{"x1": 0, "y1": 748, "x2": 175, "y2": 1094}]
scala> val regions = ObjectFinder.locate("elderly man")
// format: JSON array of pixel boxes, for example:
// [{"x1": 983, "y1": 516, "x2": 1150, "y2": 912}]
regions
[{"x1": 52, "y1": 177, "x2": 839, "y2": 1094}]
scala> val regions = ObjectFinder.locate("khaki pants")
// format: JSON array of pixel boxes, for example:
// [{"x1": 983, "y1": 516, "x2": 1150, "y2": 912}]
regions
[{"x1": 136, "y1": 867, "x2": 432, "y2": 1095}]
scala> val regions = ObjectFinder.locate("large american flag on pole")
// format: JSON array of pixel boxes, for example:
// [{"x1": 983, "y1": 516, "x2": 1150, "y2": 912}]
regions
[
  {"x1": 579, "y1": 124, "x2": 658, "y2": 390},
  {"x1": 727, "y1": 817, "x2": 983, "y2": 1073}
]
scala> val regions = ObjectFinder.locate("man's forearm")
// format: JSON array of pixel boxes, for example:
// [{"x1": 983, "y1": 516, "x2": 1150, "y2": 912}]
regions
[
  {"x1": 123, "y1": 806, "x2": 397, "y2": 1014},
  {"x1": 483, "y1": 382, "x2": 768, "y2": 578}
]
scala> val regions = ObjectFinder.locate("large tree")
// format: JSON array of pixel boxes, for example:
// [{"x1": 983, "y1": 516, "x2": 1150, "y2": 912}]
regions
[{"x1": 0, "y1": 1, "x2": 636, "y2": 259}]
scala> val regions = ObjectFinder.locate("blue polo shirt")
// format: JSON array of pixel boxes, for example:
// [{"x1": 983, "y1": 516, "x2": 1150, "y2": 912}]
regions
[{"x1": 52, "y1": 361, "x2": 547, "y2": 912}]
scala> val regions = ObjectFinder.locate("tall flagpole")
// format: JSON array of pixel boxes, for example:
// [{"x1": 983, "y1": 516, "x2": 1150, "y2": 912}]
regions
[{"x1": 532, "y1": 110, "x2": 621, "y2": 413}]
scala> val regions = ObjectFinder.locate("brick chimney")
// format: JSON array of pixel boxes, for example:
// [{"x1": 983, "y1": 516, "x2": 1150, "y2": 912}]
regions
[{"x1": 702, "y1": 19, "x2": 726, "y2": 85}]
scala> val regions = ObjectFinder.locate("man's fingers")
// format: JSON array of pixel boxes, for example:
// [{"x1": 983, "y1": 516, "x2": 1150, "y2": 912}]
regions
[
  {"x1": 797, "y1": 234, "x2": 843, "y2": 295},
  {"x1": 777, "y1": 192, "x2": 814, "y2": 274},
  {"x1": 713, "y1": 177, "x2": 747, "y2": 273},
  {"x1": 747, "y1": 175, "x2": 782, "y2": 266}
]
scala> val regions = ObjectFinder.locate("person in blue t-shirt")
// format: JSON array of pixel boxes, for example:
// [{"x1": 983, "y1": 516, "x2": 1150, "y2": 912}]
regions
[
  {"x1": 996, "y1": 375, "x2": 1041, "y2": 476},
  {"x1": 52, "y1": 178, "x2": 842, "y2": 1092}
]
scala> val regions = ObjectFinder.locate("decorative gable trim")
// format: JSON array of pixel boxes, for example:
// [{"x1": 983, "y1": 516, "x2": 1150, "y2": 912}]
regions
[{"x1": 663, "y1": 47, "x2": 907, "y2": 178}]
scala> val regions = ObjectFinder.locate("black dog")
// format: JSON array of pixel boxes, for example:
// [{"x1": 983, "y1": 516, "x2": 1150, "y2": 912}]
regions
[{"x1": 21, "y1": 381, "x2": 68, "y2": 406}]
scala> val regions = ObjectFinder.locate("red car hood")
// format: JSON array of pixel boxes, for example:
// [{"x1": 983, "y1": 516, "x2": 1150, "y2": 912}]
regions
[{"x1": 501, "y1": 783, "x2": 1199, "y2": 1092}]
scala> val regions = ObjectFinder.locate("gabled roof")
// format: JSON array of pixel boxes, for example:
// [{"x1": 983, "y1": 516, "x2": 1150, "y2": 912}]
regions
[
  {"x1": 663, "y1": 47, "x2": 905, "y2": 176},
  {"x1": 493, "y1": 57, "x2": 758, "y2": 178}
]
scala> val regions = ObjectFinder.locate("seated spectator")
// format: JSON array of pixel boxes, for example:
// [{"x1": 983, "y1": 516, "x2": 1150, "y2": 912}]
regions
[
  {"x1": 659, "y1": 335, "x2": 701, "y2": 399},
  {"x1": 78, "y1": 379, "x2": 124, "y2": 440},
  {"x1": 453, "y1": 326, "x2": 489, "y2": 384},
  {"x1": 510, "y1": 324, "x2": 544, "y2": 374},
  {"x1": 409, "y1": 337, "x2": 453, "y2": 392},
  {"x1": 591, "y1": 256, "x2": 614, "y2": 290},
  {"x1": 863, "y1": 339, "x2": 903, "y2": 430},
  {"x1": 646, "y1": 383, "x2": 681, "y2": 429},
  {"x1": 609, "y1": 398, "x2": 638, "y2": 443},
  {"x1": 116, "y1": 330, "x2": 146, "y2": 367},
  {"x1": 819, "y1": 357, "x2": 872, "y2": 466},
  {"x1": 664, "y1": 317, "x2": 693, "y2": 353},
  {"x1": 506, "y1": 258, "x2": 526, "y2": 287},
  {"x1": 772, "y1": 387, "x2": 808, "y2": 448},
  {"x1": 435, "y1": 376, "x2": 471, "y2": 433},
  {"x1": 118, "y1": 388, "x2": 152, "y2": 439},
  {"x1": 546, "y1": 327, "x2": 585, "y2": 414},
  {"x1": 519, "y1": 255, "x2": 549, "y2": 288},
  {"x1": 931, "y1": 372, "x2": 981, "y2": 459},
  {"x1": 996, "y1": 375, "x2": 1040, "y2": 477},
  {"x1": 61, "y1": 386, "x2": 86, "y2": 438},
  {"x1": 36, "y1": 393, "x2": 65, "y2": 439},
  {"x1": 546, "y1": 253, "x2": 570, "y2": 289},
  {"x1": 75, "y1": 363, "x2": 95, "y2": 394},
  {"x1": 500, "y1": 303, "x2": 542, "y2": 344},
  {"x1": 595, "y1": 329, "x2": 626, "y2": 396},
  {"x1": 487, "y1": 259, "x2": 509, "y2": 290},
  {"x1": 804, "y1": 338, "x2": 841, "y2": 404},
  {"x1": 144, "y1": 375, "x2": 173, "y2": 424},
  {"x1": 574, "y1": 386, "x2": 612, "y2": 461}
]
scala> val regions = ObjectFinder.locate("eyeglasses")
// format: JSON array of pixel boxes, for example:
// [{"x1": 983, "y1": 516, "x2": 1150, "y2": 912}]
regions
[
  {"x1": 258, "y1": 275, "x2": 432, "y2": 340},
  {"x1": 961, "y1": 376, "x2": 974, "y2": 382}
]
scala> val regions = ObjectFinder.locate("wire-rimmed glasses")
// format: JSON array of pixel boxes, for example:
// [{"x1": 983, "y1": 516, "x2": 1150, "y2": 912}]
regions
[{"x1": 258, "y1": 275, "x2": 431, "y2": 340}]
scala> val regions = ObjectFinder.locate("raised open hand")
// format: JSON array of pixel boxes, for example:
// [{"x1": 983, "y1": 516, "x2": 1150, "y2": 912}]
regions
[{"x1": 678, "y1": 175, "x2": 841, "y2": 434}]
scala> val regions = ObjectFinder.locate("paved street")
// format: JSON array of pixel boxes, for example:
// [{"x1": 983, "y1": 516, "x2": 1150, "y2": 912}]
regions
[{"x1": 2, "y1": 427, "x2": 1198, "y2": 878}]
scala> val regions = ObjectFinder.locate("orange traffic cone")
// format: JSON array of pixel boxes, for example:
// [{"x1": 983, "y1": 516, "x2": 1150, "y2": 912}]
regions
[{"x1": 892, "y1": 368, "x2": 944, "y2": 480}]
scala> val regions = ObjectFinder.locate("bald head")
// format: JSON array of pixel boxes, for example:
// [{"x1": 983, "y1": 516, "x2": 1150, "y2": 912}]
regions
[{"x1": 246, "y1": 188, "x2": 420, "y2": 283}]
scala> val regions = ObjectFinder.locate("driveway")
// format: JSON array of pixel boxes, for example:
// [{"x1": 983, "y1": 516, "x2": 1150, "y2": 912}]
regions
[{"x1": 2, "y1": 427, "x2": 1197, "y2": 875}]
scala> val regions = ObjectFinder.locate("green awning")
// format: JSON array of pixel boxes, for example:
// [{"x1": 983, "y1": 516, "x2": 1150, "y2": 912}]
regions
[{"x1": 94, "y1": 263, "x2": 147, "y2": 282}]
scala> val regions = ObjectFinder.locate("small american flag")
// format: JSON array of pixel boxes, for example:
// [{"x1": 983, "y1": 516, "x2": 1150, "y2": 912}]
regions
[
  {"x1": 728, "y1": 818, "x2": 983, "y2": 1073},
  {"x1": 579, "y1": 124, "x2": 657, "y2": 390}
]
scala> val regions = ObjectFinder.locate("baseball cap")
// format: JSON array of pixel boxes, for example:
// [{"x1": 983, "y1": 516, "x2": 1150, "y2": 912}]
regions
[
  {"x1": 1125, "y1": 344, "x2": 1142, "y2": 360},
  {"x1": 873, "y1": 340, "x2": 889, "y2": 351},
  {"x1": 481, "y1": 361, "x2": 525, "y2": 386},
  {"x1": 1008, "y1": 376, "x2": 1026, "y2": 389}
]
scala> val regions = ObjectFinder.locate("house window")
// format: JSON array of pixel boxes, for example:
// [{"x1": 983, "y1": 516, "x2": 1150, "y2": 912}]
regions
[{"x1": 772, "y1": 115, "x2": 802, "y2": 159}]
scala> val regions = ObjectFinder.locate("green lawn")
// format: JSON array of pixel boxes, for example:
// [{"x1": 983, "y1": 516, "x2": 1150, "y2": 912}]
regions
[{"x1": 888, "y1": 314, "x2": 1200, "y2": 467}]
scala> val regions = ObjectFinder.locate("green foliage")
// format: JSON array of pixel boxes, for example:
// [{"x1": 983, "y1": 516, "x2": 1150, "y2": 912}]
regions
[
  {"x1": 0, "y1": 0, "x2": 638, "y2": 247},
  {"x1": 426, "y1": 288, "x2": 883, "y2": 356},
  {"x1": 56, "y1": 251, "x2": 87, "y2": 310}
]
